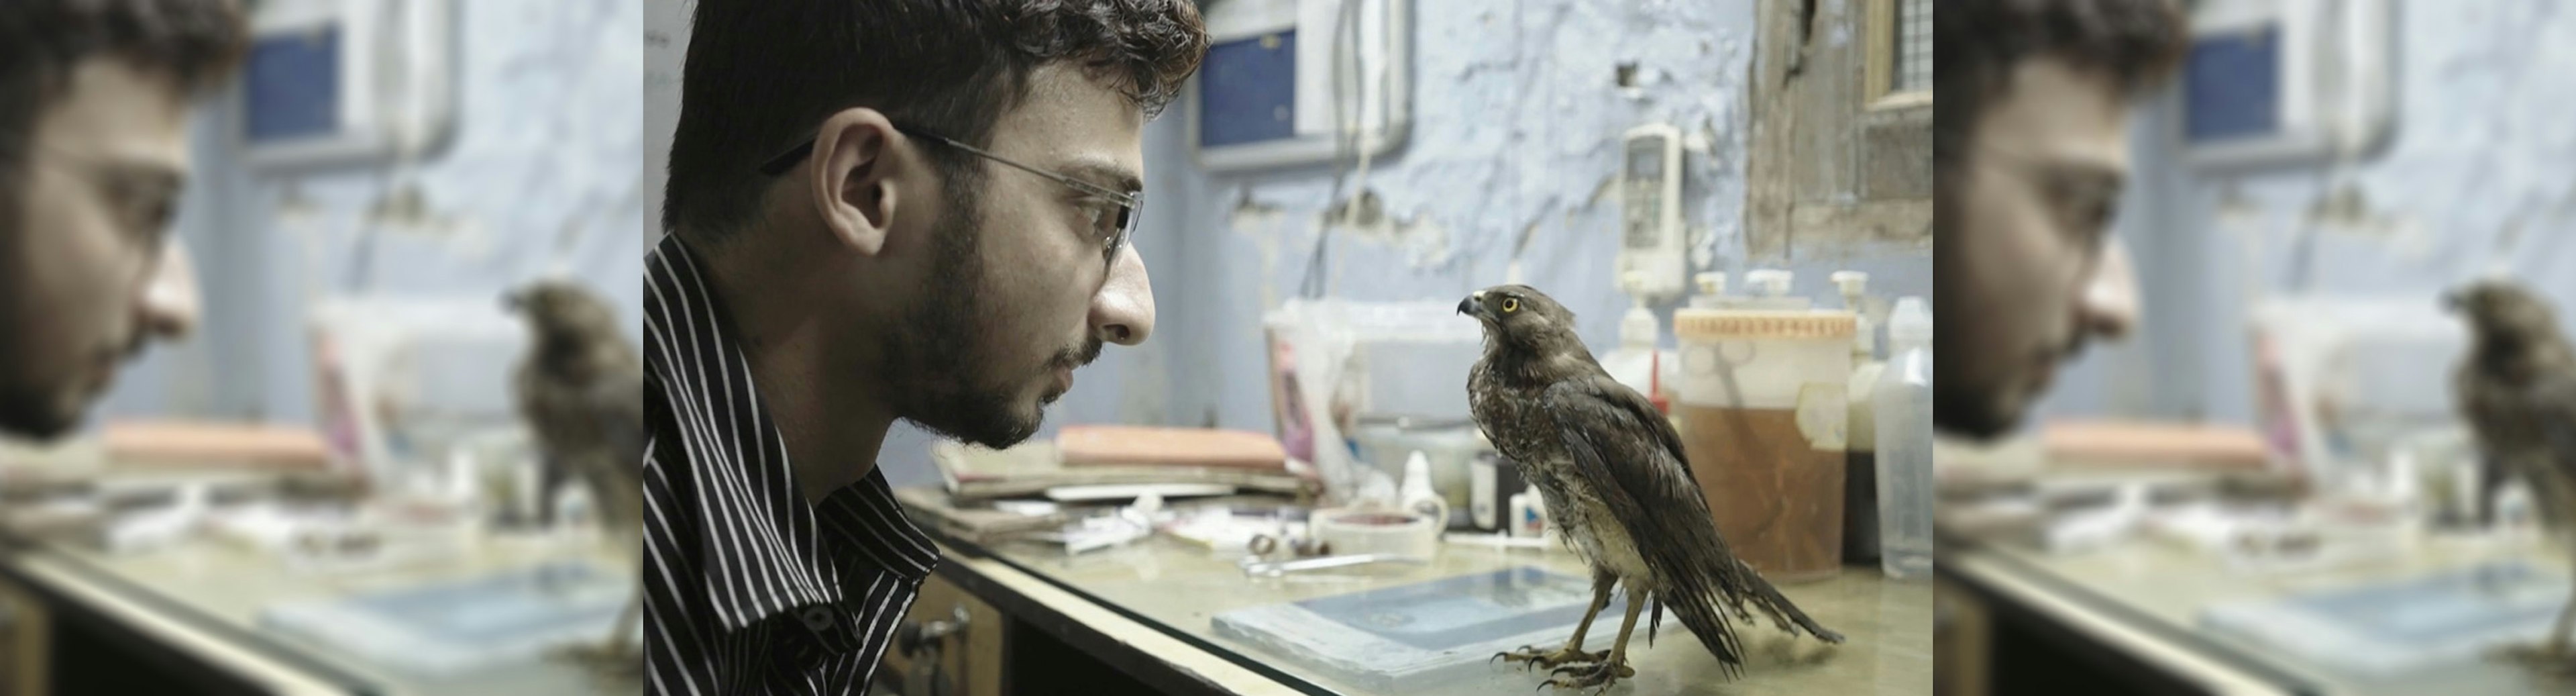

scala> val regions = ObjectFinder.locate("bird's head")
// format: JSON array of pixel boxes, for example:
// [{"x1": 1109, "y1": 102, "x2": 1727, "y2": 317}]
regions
[
  {"x1": 503, "y1": 281, "x2": 621, "y2": 344},
  {"x1": 1459, "y1": 285, "x2": 1580, "y2": 350},
  {"x1": 2446, "y1": 280, "x2": 2565, "y2": 346}
]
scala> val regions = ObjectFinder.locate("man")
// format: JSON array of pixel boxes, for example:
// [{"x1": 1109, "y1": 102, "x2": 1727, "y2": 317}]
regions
[
  {"x1": 645, "y1": 1, "x2": 1204, "y2": 692},
  {"x1": 0, "y1": 0, "x2": 243, "y2": 440},
  {"x1": 1933, "y1": 0, "x2": 2188, "y2": 440}
]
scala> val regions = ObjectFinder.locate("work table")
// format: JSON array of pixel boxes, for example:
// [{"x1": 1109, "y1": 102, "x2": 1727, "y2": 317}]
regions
[
  {"x1": 0, "y1": 530, "x2": 629, "y2": 695},
  {"x1": 904, "y1": 488, "x2": 1934, "y2": 696}
]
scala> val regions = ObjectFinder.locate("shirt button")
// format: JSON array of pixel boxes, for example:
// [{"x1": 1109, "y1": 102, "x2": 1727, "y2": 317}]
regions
[{"x1": 801, "y1": 607, "x2": 835, "y2": 632}]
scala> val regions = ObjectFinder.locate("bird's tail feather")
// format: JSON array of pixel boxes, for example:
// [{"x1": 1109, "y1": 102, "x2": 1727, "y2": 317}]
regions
[
  {"x1": 1731, "y1": 558, "x2": 1845, "y2": 643},
  {"x1": 1662, "y1": 577, "x2": 1748, "y2": 677},
  {"x1": 1665, "y1": 555, "x2": 1847, "y2": 675}
]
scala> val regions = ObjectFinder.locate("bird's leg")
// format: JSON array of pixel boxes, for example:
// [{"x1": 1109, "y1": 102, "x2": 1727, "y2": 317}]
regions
[
  {"x1": 1548, "y1": 590, "x2": 1644, "y2": 693},
  {"x1": 608, "y1": 593, "x2": 641, "y2": 653},
  {"x1": 2537, "y1": 476, "x2": 2576, "y2": 657},
  {"x1": 547, "y1": 583, "x2": 644, "y2": 681},
  {"x1": 548, "y1": 594, "x2": 643, "y2": 681},
  {"x1": 2543, "y1": 518, "x2": 2576, "y2": 658},
  {"x1": 1497, "y1": 573, "x2": 1616, "y2": 669},
  {"x1": 2498, "y1": 475, "x2": 2576, "y2": 674}
]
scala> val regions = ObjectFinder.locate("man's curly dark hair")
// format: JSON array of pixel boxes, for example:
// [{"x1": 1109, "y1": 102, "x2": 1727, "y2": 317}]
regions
[
  {"x1": 663, "y1": 0, "x2": 1210, "y2": 244},
  {"x1": 0, "y1": 0, "x2": 248, "y2": 240},
  {"x1": 1933, "y1": 0, "x2": 2190, "y2": 181}
]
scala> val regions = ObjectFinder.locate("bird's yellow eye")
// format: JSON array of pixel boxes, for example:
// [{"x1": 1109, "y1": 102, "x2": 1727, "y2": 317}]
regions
[{"x1": 1501, "y1": 298, "x2": 1521, "y2": 313}]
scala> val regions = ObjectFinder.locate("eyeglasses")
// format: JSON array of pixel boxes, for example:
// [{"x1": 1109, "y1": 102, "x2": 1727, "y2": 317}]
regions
[
  {"x1": 34, "y1": 144, "x2": 180, "y2": 260},
  {"x1": 759, "y1": 123, "x2": 1140, "y2": 271}
]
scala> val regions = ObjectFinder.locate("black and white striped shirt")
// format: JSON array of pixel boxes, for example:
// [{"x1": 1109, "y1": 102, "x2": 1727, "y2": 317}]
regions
[{"x1": 642, "y1": 234, "x2": 943, "y2": 695}]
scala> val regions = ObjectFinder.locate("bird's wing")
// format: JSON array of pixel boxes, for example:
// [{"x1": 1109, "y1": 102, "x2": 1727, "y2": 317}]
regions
[
  {"x1": 594, "y1": 368, "x2": 649, "y2": 477},
  {"x1": 2540, "y1": 371, "x2": 2576, "y2": 488},
  {"x1": 1541, "y1": 375, "x2": 1757, "y2": 668}
]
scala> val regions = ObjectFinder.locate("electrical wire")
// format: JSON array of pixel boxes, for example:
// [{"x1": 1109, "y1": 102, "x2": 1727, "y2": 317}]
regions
[{"x1": 1299, "y1": 0, "x2": 1366, "y2": 299}]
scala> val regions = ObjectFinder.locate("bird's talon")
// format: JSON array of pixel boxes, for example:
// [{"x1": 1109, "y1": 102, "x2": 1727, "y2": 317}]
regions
[
  {"x1": 546, "y1": 642, "x2": 643, "y2": 683},
  {"x1": 1495, "y1": 645, "x2": 1603, "y2": 672},
  {"x1": 1540, "y1": 660, "x2": 1633, "y2": 691}
]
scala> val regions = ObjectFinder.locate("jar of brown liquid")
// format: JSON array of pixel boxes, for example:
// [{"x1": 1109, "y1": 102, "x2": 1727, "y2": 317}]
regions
[{"x1": 1672, "y1": 305, "x2": 1855, "y2": 583}]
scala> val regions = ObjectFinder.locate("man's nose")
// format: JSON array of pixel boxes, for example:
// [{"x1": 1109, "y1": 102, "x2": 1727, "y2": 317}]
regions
[
  {"x1": 139, "y1": 238, "x2": 201, "y2": 341},
  {"x1": 1091, "y1": 242, "x2": 1154, "y2": 346},
  {"x1": 2078, "y1": 236, "x2": 2139, "y2": 341}
]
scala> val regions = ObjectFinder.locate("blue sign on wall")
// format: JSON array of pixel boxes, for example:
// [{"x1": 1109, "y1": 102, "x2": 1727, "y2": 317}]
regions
[
  {"x1": 246, "y1": 26, "x2": 343, "y2": 143},
  {"x1": 1199, "y1": 30, "x2": 1297, "y2": 148},
  {"x1": 2184, "y1": 26, "x2": 2281, "y2": 143}
]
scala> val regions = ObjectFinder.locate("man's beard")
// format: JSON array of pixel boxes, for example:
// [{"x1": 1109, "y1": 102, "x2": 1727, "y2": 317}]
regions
[
  {"x1": 0, "y1": 366, "x2": 82, "y2": 441},
  {"x1": 1929, "y1": 167, "x2": 2020, "y2": 441},
  {"x1": 0, "y1": 179, "x2": 80, "y2": 440},
  {"x1": 881, "y1": 171, "x2": 1098, "y2": 449}
]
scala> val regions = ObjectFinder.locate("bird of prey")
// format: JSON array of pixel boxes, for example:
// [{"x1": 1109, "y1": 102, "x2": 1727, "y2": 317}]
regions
[
  {"x1": 505, "y1": 280, "x2": 648, "y2": 677},
  {"x1": 2449, "y1": 281, "x2": 2576, "y2": 659},
  {"x1": 1460, "y1": 285, "x2": 1843, "y2": 691}
]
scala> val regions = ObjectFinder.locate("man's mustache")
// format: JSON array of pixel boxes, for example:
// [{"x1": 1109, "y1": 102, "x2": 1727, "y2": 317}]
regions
[{"x1": 1057, "y1": 338, "x2": 1104, "y2": 370}]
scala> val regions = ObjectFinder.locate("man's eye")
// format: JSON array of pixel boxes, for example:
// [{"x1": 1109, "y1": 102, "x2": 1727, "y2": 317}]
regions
[
  {"x1": 2083, "y1": 199, "x2": 2114, "y2": 233},
  {"x1": 138, "y1": 198, "x2": 174, "y2": 231},
  {"x1": 1078, "y1": 200, "x2": 1118, "y2": 238},
  {"x1": 121, "y1": 195, "x2": 174, "y2": 242},
  {"x1": 2060, "y1": 191, "x2": 2116, "y2": 244}
]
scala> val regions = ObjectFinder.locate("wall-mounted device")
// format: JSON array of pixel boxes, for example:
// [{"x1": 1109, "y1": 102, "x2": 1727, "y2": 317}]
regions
[
  {"x1": 1618, "y1": 123, "x2": 1688, "y2": 300},
  {"x1": 240, "y1": 0, "x2": 457, "y2": 172},
  {"x1": 1191, "y1": 0, "x2": 1411, "y2": 172},
  {"x1": 2178, "y1": 0, "x2": 2392, "y2": 172}
]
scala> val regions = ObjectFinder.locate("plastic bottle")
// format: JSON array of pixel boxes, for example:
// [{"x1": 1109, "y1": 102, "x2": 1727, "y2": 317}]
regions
[
  {"x1": 2498, "y1": 480, "x2": 2539, "y2": 549},
  {"x1": 1688, "y1": 272, "x2": 1730, "y2": 309},
  {"x1": 1740, "y1": 269, "x2": 1812, "y2": 309},
  {"x1": 1875, "y1": 297, "x2": 1934, "y2": 579},
  {"x1": 1603, "y1": 272, "x2": 1664, "y2": 401},
  {"x1": 1834, "y1": 271, "x2": 1886, "y2": 564},
  {"x1": 1398, "y1": 450, "x2": 1449, "y2": 524}
]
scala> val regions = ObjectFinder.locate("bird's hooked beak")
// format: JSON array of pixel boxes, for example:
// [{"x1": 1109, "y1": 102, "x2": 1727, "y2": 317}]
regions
[
  {"x1": 2442, "y1": 289, "x2": 2468, "y2": 314},
  {"x1": 501, "y1": 288, "x2": 527, "y2": 313},
  {"x1": 1457, "y1": 293, "x2": 1489, "y2": 321}
]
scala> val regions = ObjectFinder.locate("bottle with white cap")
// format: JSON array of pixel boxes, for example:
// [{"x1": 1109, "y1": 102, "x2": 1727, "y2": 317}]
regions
[
  {"x1": 1833, "y1": 271, "x2": 1886, "y2": 564},
  {"x1": 1874, "y1": 297, "x2": 1934, "y2": 579},
  {"x1": 1741, "y1": 268, "x2": 1811, "y2": 309},
  {"x1": 1603, "y1": 271, "x2": 1668, "y2": 406},
  {"x1": 1399, "y1": 450, "x2": 1451, "y2": 528},
  {"x1": 1688, "y1": 271, "x2": 1730, "y2": 309}
]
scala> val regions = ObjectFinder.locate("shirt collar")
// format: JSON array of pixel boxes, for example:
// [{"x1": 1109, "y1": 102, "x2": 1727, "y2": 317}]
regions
[{"x1": 643, "y1": 234, "x2": 940, "y2": 631}]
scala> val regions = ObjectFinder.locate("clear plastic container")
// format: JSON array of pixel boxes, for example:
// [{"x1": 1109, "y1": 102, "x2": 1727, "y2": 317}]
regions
[
  {"x1": 1834, "y1": 271, "x2": 1884, "y2": 564},
  {"x1": 1875, "y1": 297, "x2": 1934, "y2": 579},
  {"x1": 1672, "y1": 299, "x2": 1854, "y2": 583}
]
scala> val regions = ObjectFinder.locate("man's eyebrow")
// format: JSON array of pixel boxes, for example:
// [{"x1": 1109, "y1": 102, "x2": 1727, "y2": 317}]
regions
[
  {"x1": 1054, "y1": 158, "x2": 1143, "y2": 196},
  {"x1": 93, "y1": 159, "x2": 186, "y2": 200},
  {"x1": 2037, "y1": 160, "x2": 2125, "y2": 198}
]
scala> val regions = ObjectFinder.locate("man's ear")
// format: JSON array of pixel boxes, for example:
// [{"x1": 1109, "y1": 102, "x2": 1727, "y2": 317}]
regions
[{"x1": 808, "y1": 108, "x2": 910, "y2": 256}]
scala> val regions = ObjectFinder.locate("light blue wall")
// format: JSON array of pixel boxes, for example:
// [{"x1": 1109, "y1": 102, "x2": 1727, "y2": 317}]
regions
[
  {"x1": 882, "y1": 0, "x2": 1934, "y2": 486},
  {"x1": 100, "y1": 0, "x2": 647, "y2": 426},
  {"x1": 2037, "y1": 0, "x2": 2576, "y2": 425}
]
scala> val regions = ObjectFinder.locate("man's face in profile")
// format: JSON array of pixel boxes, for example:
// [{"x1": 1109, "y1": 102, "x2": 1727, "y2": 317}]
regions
[
  {"x1": 0, "y1": 56, "x2": 201, "y2": 439},
  {"x1": 883, "y1": 63, "x2": 1155, "y2": 450},
  {"x1": 1936, "y1": 56, "x2": 2142, "y2": 439}
]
